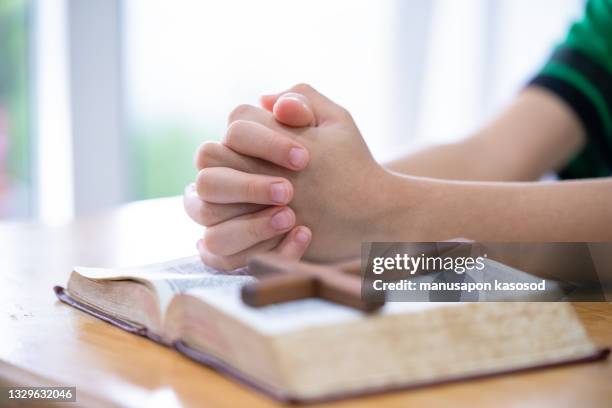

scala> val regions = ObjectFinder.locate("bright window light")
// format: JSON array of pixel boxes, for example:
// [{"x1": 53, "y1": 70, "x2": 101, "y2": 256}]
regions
[{"x1": 33, "y1": 0, "x2": 74, "y2": 225}]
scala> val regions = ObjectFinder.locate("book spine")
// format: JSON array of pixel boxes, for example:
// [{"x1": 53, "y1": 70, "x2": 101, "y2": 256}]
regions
[{"x1": 53, "y1": 286, "x2": 166, "y2": 344}]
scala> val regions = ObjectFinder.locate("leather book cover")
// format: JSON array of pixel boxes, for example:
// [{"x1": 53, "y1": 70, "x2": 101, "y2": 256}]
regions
[{"x1": 54, "y1": 286, "x2": 610, "y2": 404}]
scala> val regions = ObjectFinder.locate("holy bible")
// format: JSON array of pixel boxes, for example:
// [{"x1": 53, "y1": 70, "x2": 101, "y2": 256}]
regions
[{"x1": 54, "y1": 256, "x2": 608, "y2": 403}]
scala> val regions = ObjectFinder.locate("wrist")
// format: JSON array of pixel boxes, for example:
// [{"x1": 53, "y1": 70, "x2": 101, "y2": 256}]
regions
[
  {"x1": 370, "y1": 172, "x2": 455, "y2": 242},
  {"x1": 327, "y1": 166, "x2": 415, "y2": 253}
]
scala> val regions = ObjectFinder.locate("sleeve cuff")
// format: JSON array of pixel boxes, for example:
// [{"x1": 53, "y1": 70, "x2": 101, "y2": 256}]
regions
[{"x1": 528, "y1": 51, "x2": 612, "y2": 178}]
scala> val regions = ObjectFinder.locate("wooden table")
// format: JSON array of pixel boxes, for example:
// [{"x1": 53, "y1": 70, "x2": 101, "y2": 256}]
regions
[{"x1": 1, "y1": 197, "x2": 611, "y2": 407}]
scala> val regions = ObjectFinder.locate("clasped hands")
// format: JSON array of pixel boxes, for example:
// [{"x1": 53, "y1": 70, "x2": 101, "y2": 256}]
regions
[{"x1": 184, "y1": 84, "x2": 401, "y2": 270}]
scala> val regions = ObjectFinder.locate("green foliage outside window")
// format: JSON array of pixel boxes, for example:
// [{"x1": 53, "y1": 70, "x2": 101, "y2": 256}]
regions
[
  {"x1": 0, "y1": 0, "x2": 29, "y2": 204},
  {"x1": 130, "y1": 122, "x2": 219, "y2": 200}
]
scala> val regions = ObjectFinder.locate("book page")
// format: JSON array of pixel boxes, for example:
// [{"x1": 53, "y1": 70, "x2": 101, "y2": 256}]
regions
[
  {"x1": 183, "y1": 258, "x2": 567, "y2": 335},
  {"x1": 75, "y1": 256, "x2": 448, "y2": 335},
  {"x1": 187, "y1": 285, "x2": 449, "y2": 336},
  {"x1": 74, "y1": 255, "x2": 253, "y2": 316},
  {"x1": 74, "y1": 256, "x2": 566, "y2": 335}
]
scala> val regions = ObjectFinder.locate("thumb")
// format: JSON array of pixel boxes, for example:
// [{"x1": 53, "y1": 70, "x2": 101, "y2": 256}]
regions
[
  {"x1": 261, "y1": 83, "x2": 346, "y2": 126},
  {"x1": 260, "y1": 92, "x2": 315, "y2": 128}
]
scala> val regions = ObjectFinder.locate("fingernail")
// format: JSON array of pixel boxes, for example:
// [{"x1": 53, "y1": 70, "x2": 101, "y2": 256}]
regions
[
  {"x1": 294, "y1": 229, "x2": 311, "y2": 245},
  {"x1": 270, "y1": 209, "x2": 293, "y2": 230},
  {"x1": 289, "y1": 147, "x2": 308, "y2": 168},
  {"x1": 270, "y1": 182, "x2": 290, "y2": 204}
]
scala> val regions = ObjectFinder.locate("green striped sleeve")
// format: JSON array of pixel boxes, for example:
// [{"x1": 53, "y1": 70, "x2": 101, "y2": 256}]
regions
[{"x1": 529, "y1": 0, "x2": 612, "y2": 179}]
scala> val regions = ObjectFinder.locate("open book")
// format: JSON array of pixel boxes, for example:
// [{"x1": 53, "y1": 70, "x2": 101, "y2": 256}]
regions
[{"x1": 54, "y1": 256, "x2": 608, "y2": 403}]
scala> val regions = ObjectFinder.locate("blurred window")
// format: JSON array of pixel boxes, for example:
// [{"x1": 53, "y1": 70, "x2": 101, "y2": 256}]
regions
[
  {"x1": 1, "y1": 0, "x2": 584, "y2": 221},
  {"x1": 123, "y1": 0, "x2": 582, "y2": 200},
  {"x1": 122, "y1": 0, "x2": 396, "y2": 200}
]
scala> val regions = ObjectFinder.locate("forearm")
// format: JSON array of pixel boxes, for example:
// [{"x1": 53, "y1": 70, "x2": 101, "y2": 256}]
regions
[
  {"x1": 385, "y1": 87, "x2": 585, "y2": 181},
  {"x1": 384, "y1": 141, "x2": 489, "y2": 180},
  {"x1": 378, "y1": 174, "x2": 612, "y2": 243},
  {"x1": 365, "y1": 173, "x2": 612, "y2": 284}
]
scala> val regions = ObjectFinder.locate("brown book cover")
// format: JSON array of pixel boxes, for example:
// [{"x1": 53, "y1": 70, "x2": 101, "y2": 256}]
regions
[{"x1": 54, "y1": 286, "x2": 610, "y2": 404}]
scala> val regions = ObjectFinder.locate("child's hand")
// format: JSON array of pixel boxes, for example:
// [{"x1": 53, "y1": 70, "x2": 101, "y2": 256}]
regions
[
  {"x1": 184, "y1": 88, "x2": 318, "y2": 270},
  {"x1": 187, "y1": 84, "x2": 393, "y2": 267}
]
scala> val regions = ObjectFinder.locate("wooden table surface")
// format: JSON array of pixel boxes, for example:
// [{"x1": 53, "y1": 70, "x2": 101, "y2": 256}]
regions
[{"x1": 1, "y1": 197, "x2": 611, "y2": 407}]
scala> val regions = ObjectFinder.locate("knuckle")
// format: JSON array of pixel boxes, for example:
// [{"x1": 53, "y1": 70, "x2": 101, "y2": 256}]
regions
[
  {"x1": 200, "y1": 251, "x2": 234, "y2": 272},
  {"x1": 336, "y1": 105, "x2": 352, "y2": 120},
  {"x1": 244, "y1": 178, "x2": 261, "y2": 203},
  {"x1": 265, "y1": 132, "x2": 287, "y2": 157},
  {"x1": 246, "y1": 218, "x2": 265, "y2": 242},
  {"x1": 195, "y1": 141, "x2": 220, "y2": 169},
  {"x1": 291, "y1": 83, "x2": 314, "y2": 94},
  {"x1": 199, "y1": 202, "x2": 219, "y2": 226},
  {"x1": 203, "y1": 228, "x2": 224, "y2": 255},
  {"x1": 182, "y1": 193, "x2": 200, "y2": 224},
  {"x1": 195, "y1": 169, "x2": 213, "y2": 198},
  {"x1": 218, "y1": 256, "x2": 241, "y2": 271},
  {"x1": 224, "y1": 119, "x2": 249, "y2": 147},
  {"x1": 227, "y1": 104, "x2": 254, "y2": 124}
]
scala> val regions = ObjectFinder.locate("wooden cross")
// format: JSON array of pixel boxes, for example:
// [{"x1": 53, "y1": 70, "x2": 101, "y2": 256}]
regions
[{"x1": 242, "y1": 254, "x2": 384, "y2": 312}]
